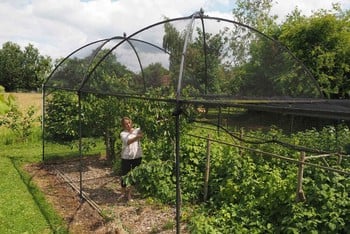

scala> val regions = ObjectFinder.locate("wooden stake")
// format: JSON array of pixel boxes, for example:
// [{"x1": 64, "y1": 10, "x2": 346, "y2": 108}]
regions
[
  {"x1": 296, "y1": 151, "x2": 306, "y2": 202},
  {"x1": 204, "y1": 134, "x2": 211, "y2": 202},
  {"x1": 239, "y1": 128, "x2": 244, "y2": 156}
]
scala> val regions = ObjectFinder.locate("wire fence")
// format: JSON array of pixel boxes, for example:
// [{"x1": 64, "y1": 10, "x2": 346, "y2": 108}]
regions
[{"x1": 186, "y1": 131, "x2": 350, "y2": 203}]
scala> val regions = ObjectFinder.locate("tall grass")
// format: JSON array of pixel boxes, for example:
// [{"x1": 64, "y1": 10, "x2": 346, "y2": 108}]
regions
[{"x1": 0, "y1": 126, "x2": 42, "y2": 145}]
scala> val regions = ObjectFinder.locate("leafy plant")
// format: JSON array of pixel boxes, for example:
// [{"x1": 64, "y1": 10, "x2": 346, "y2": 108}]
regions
[
  {"x1": 0, "y1": 96, "x2": 38, "y2": 142},
  {"x1": 125, "y1": 159, "x2": 176, "y2": 202}
]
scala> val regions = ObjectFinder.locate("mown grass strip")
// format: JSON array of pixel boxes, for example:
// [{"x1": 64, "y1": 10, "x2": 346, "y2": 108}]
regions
[{"x1": 0, "y1": 143, "x2": 67, "y2": 233}]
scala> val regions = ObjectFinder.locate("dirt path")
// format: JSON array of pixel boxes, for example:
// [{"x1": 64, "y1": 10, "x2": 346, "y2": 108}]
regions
[{"x1": 24, "y1": 156, "x2": 187, "y2": 234}]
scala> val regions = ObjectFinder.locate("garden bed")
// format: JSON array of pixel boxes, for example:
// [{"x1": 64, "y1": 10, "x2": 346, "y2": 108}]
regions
[{"x1": 25, "y1": 155, "x2": 187, "y2": 233}]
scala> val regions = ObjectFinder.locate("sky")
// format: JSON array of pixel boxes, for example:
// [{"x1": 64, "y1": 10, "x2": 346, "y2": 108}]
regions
[{"x1": 0, "y1": 0, "x2": 349, "y2": 59}]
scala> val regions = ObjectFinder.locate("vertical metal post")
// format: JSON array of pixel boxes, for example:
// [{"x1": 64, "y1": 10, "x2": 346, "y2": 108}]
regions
[
  {"x1": 78, "y1": 92, "x2": 83, "y2": 200},
  {"x1": 175, "y1": 109, "x2": 181, "y2": 234},
  {"x1": 173, "y1": 11, "x2": 201, "y2": 234},
  {"x1": 290, "y1": 115, "x2": 294, "y2": 134},
  {"x1": 42, "y1": 85, "x2": 45, "y2": 161},
  {"x1": 172, "y1": 103, "x2": 183, "y2": 234},
  {"x1": 176, "y1": 11, "x2": 200, "y2": 99}
]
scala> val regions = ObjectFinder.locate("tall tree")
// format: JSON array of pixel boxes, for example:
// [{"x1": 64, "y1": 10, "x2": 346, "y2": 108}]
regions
[
  {"x1": 232, "y1": 0, "x2": 277, "y2": 34},
  {"x1": 163, "y1": 20, "x2": 185, "y2": 87},
  {"x1": 0, "y1": 42, "x2": 51, "y2": 92},
  {"x1": 0, "y1": 42, "x2": 23, "y2": 91},
  {"x1": 163, "y1": 20, "x2": 227, "y2": 95},
  {"x1": 143, "y1": 62, "x2": 169, "y2": 88},
  {"x1": 278, "y1": 6, "x2": 350, "y2": 98},
  {"x1": 228, "y1": 0, "x2": 278, "y2": 68},
  {"x1": 185, "y1": 28, "x2": 225, "y2": 94},
  {"x1": 22, "y1": 44, "x2": 52, "y2": 91}
]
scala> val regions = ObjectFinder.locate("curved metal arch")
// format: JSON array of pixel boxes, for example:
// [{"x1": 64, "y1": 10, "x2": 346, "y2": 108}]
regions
[
  {"x1": 201, "y1": 15, "x2": 323, "y2": 98},
  {"x1": 77, "y1": 36, "x2": 122, "y2": 91},
  {"x1": 84, "y1": 14, "x2": 323, "y2": 99},
  {"x1": 176, "y1": 11, "x2": 202, "y2": 99},
  {"x1": 125, "y1": 37, "x2": 173, "y2": 93},
  {"x1": 43, "y1": 12, "x2": 322, "y2": 98},
  {"x1": 43, "y1": 38, "x2": 110, "y2": 90},
  {"x1": 124, "y1": 37, "x2": 146, "y2": 92},
  {"x1": 44, "y1": 35, "x2": 173, "y2": 95},
  {"x1": 85, "y1": 15, "x2": 194, "y2": 92},
  {"x1": 78, "y1": 36, "x2": 172, "y2": 93},
  {"x1": 199, "y1": 10, "x2": 208, "y2": 95}
]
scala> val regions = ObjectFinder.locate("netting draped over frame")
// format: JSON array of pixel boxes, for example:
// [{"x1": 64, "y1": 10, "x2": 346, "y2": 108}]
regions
[
  {"x1": 42, "y1": 12, "x2": 348, "y2": 233},
  {"x1": 44, "y1": 12, "x2": 322, "y2": 102}
]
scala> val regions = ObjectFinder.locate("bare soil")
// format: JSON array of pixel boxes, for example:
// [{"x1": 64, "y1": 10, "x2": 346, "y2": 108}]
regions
[{"x1": 24, "y1": 156, "x2": 188, "y2": 234}]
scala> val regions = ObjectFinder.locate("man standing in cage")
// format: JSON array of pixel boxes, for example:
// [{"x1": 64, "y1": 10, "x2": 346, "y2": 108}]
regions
[{"x1": 119, "y1": 116, "x2": 143, "y2": 201}]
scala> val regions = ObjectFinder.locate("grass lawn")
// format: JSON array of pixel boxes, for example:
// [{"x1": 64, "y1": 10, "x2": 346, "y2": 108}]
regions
[
  {"x1": 0, "y1": 155, "x2": 50, "y2": 233},
  {"x1": 0, "y1": 142, "x2": 67, "y2": 233}
]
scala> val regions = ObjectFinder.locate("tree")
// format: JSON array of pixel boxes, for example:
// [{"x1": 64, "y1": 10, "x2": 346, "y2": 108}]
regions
[
  {"x1": 278, "y1": 6, "x2": 350, "y2": 98},
  {"x1": 229, "y1": 0, "x2": 278, "y2": 66},
  {"x1": 220, "y1": 0, "x2": 283, "y2": 96},
  {"x1": 143, "y1": 62, "x2": 169, "y2": 88},
  {"x1": 185, "y1": 28, "x2": 226, "y2": 94},
  {"x1": 0, "y1": 42, "x2": 23, "y2": 91},
  {"x1": 22, "y1": 44, "x2": 52, "y2": 90},
  {"x1": 163, "y1": 19, "x2": 227, "y2": 95},
  {"x1": 232, "y1": 0, "x2": 278, "y2": 34},
  {"x1": 0, "y1": 42, "x2": 51, "y2": 92},
  {"x1": 45, "y1": 91, "x2": 80, "y2": 141},
  {"x1": 163, "y1": 20, "x2": 185, "y2": 87}
]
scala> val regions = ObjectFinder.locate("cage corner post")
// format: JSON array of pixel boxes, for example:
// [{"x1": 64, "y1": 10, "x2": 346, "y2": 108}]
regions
[
  {"x1": 78, "y1": 91, "x2": 83, "y2": 201},
  {"x1": 42, "y1": 85, "x2": 46, "y2": 161},
  {"x1": 173, "y1": 100, "x2": 183, "y2": 234}
]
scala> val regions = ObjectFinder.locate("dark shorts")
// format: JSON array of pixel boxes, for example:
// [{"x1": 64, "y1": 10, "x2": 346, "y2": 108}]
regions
[{"x1": 121, "y1": 157, "x2": 142, "y2": 187}]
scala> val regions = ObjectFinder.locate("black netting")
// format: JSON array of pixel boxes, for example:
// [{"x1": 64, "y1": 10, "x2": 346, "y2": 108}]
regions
[
  {"x1": 44, "y1": 13, "x2": 322, "y2": 102},
  {"x1": 44, "y1": 39, "x2": 109, "y2": 91},
  {"x1": 42, "y1": 13, "x2": 350, "y2": 232}
]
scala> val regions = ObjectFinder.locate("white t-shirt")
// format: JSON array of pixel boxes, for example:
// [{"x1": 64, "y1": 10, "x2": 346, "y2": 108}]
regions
[{"x1": 120, "y1": 128, "x2": 143, "y2": 160}]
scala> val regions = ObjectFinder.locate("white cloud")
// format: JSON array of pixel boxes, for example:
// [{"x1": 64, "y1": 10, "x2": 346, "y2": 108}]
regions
[{"x1": 0, "y1": 0, "x2": 348, "y2": 59}]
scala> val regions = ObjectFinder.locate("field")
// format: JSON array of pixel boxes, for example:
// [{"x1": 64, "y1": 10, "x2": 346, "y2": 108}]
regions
[{"x1": 6, "y1": 92, "x2": 42, "y2": 115}]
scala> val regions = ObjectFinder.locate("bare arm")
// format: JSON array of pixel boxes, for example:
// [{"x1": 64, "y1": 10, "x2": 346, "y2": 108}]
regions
[{"x1": 127, "y1": 131, "x2": 143, "y2": 145}]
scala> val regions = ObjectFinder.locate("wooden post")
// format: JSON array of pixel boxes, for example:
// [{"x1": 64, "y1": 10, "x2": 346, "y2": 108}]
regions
[
  {"x1": 204, "y1": 134, "x2": 211, "y2": 202},
  {"x1": 239, "y1": 128, "x2": 244, "y2": 156},
  {"x1": 217, "y1": 107, "x2": 222, "y2": 136},
  {"x1": 290, "y1": 115, "x2": 294, "y2": 134},
  {"x1": 337, "y1": 153, "x2": 342, "y2": 165},
  {"x1": 296, "y1": 151, "x2": 306, "y2": 202}
]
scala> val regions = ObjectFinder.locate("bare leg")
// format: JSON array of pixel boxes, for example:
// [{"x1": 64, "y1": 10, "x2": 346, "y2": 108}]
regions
[
  {"x1": 121, "y1": 187, "x2": 126, "y2": 196},
  {"x1": 118, "y1": 187, "x2": 127, "y2": 201},
  {"x1": 127, "y1": 187, "x2": 132, "y2": 201}
]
